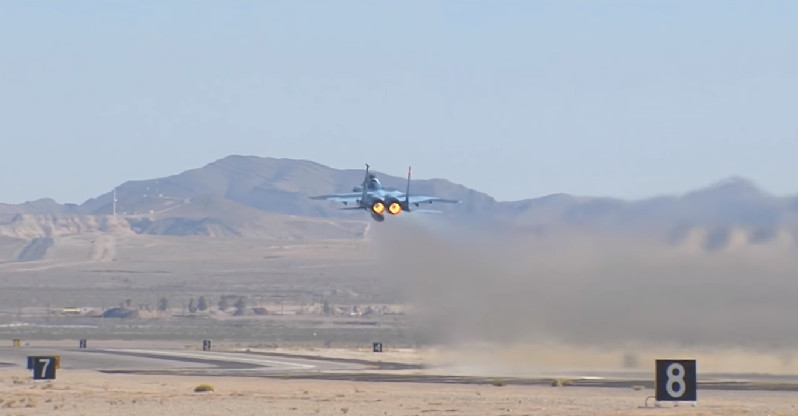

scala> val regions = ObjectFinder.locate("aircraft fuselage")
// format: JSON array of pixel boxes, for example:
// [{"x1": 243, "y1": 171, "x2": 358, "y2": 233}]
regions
[{"x1": 309, "y1": 163, "x2": 461, "y2": 222}]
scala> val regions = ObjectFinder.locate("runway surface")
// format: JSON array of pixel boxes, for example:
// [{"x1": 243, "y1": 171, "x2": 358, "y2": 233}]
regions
[
  {"x1": 4, "y1": 343, "x2": 798, "y2": 392},
  {"x1": 0, "y1": 345, "x2": 368, "y2": 375}
]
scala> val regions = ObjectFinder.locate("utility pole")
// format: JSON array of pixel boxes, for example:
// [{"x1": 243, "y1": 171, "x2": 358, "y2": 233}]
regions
[{"x1": 112, "y1": 188, "x2": 117, "y2": 216}]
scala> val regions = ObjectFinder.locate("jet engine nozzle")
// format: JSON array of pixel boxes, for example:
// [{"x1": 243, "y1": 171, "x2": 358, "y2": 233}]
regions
[
  {"x1": 384, "y1": 197, "x2": 402, "y2": 215},
  {"x1": 388, "y1": 201, "x2": 402, "y2": 215},
  {"x1": 370, "y1": 200, "x2": 385, "y2": 215}
]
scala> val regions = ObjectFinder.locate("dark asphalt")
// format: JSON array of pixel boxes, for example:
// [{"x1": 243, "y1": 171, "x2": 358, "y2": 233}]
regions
[{"x1": 6, "y1": 346, "x2": 798, "y2": 392}]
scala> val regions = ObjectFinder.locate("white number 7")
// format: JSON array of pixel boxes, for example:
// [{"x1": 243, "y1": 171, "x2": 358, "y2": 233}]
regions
[{"x1": 40, "y1": 359, "x2": 51, "y2": 378}]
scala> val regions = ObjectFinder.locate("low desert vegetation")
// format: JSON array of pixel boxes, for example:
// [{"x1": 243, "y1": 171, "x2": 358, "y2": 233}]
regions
[
  {"x1": 0, "y1": 397, "x2": 36, "y2": 408},
  {"x1": 194, "y1": 384, "x2": 214, "y2": 393},
  {"x1": 551, "y1": 378, "x2": 573, "y2": 387},
  {"x1": 490, "y1": 378, "x2": 506, "y2": 387}
]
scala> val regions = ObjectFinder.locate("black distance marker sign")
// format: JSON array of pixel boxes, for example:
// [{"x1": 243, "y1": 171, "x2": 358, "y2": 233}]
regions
[
  {"x1": 30, "y1": 356, "x2": 57, "y2": 380},
  {"x1": 655, "y1": 359, "x2": 696, "y2": 402}
]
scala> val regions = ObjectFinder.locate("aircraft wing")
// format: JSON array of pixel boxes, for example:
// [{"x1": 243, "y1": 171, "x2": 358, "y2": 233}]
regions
[
  {"x1": 309, "y1": 192, "x2": 362, "y2": 203},
  {"x1": 406, "y1": 195, "x2": 461, "y2": 204}
]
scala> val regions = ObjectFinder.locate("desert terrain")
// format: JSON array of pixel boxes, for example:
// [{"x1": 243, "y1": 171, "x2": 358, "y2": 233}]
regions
[
  {"x1": 4, "y1": 0, "x2": 797, "y2": 410},
  {"x1": 3, "y1": 207, "x2": 798, "y2": 415},
  {"x1": 3, "y1": 368, "x2": 798, "y2": 416}
]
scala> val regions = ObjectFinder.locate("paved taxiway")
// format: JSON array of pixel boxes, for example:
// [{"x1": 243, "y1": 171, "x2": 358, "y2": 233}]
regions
[
  {"x1": 0, "y1": 345, "x2": 370, "y2": 376},
  {"x1": 4, "y1": 344, "x2": 798, "y2": 392}
]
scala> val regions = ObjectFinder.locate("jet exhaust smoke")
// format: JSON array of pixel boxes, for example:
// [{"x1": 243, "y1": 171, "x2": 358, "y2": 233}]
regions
[{"x1": 368, "y1": 219, "x2": 798, "y2": 353}]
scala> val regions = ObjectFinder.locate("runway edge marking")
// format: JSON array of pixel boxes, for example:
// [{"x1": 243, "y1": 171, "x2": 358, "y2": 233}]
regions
[{"x1": 96, "y1": 349, "x2": 317, "y2": 370}]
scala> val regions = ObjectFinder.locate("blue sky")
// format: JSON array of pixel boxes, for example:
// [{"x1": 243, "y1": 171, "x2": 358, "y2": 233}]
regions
[{"x1": 1, "y1": 0, "x2": 796, "y2": 204}]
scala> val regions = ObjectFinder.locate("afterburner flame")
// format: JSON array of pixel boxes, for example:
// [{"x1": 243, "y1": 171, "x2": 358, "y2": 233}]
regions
[
  {"x1": 388, "y1": 202, "x2": 402, "y2": 215},
  {"x1": 371, "y1": 201, "x2": 385, "y2": 214}
]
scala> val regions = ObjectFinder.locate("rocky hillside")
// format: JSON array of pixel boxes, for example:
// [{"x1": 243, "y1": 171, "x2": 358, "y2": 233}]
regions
[
  {"x1": 2, "y1": 155, "x2": 798, "y2": 252},
  {"x1": 75, "y1": 155, "x2": 494, "y2": 219},
  {"x1": 0, "y1": 204, "x2": 367, "y2": 242},
  {"x1": 0, "y1": 214, "x2": 133, "y2": 239},
  {"x1": 0, "y1": 198, "x2": 78, "y2": 215}
]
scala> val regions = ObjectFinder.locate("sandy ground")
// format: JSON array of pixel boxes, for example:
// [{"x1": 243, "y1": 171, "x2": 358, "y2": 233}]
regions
[
  {"x1": 3, "y1": 234, "x2": 798, "y2": 415},
  {"x1": 1, "y1": 369, "x2": 797, "y2": 416}
]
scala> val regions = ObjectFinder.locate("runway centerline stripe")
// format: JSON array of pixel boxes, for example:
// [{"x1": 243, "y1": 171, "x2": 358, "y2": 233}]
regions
[{"x1": 99, "y1": 349, "x2": 316, "y2": 370}]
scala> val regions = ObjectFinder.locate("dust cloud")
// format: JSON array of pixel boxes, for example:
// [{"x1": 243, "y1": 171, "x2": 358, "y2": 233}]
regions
[{"x1": 367, "y1": 218, "x2": 798, "y2": 354}]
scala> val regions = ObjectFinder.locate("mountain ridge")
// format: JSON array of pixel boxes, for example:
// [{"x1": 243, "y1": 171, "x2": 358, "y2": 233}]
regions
[
  {"x1": 2, "y1": 155, "x2": 789, "y2": 208},
  {"x1": 2, "y1": 155, "x2": 798, "y2": 248}
]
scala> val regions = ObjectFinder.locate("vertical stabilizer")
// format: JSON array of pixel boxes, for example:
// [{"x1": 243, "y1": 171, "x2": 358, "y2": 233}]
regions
[
  {"x1": 360, "y1": 164, "x2": 370, "y2": 207},
  {"x1": 404, "y1": 166, "x2": 412, "y2": 212}
]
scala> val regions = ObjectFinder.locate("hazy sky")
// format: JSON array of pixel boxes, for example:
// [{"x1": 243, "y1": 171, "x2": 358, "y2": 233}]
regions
[{"x1": 1, "y1": 1, "x2": 796, "y2": 204}]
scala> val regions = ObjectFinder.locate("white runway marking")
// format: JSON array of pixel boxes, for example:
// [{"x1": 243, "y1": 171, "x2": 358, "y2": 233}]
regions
[{"x1": 102, "y1": 349, "x2": 317, "y2": 370}]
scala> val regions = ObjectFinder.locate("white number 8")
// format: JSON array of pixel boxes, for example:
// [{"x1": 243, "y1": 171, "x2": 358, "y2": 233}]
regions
[{"x1": 666, "y1": 363, "x2": 686, "y2": 397}]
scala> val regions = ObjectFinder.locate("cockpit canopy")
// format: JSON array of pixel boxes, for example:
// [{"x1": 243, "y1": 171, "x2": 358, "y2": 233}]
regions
[
  {"x1": 352, "y1": 174, "x2": 384, "y2": 192},
  {"x1": 366, "y1": 175, "x2": 382, "y2": 191}
]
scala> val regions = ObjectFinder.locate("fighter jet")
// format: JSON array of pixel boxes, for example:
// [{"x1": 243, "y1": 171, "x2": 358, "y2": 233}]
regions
[{"x1": 310, "y1": 164, "x2": 461, "y2": 222}]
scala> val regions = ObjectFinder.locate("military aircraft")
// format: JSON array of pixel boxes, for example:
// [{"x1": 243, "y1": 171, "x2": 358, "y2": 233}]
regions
[{"x1": 310, "y1": 164, "x2": 461, "y2": 222}]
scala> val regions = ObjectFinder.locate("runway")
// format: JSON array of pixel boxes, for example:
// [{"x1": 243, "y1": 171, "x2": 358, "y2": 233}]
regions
[
  {"x1": 4, "y1": 344, "x2": 798, "y2": 392},
  {"x1": 0, "y1": 345, "x2": 369, "y2": 375}
]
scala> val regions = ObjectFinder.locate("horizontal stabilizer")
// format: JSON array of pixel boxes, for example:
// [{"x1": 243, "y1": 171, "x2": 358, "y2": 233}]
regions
[{"x1": 410, "y1": 209, "x2": 442, "y2": 214}]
